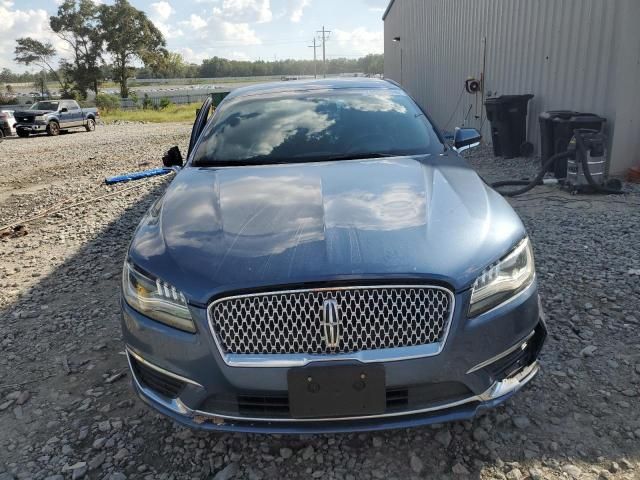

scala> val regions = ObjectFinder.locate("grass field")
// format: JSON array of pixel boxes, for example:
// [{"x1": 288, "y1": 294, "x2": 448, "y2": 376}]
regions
[{"x1": 100, "y1": 103, "x2": 201, "y2": 123}]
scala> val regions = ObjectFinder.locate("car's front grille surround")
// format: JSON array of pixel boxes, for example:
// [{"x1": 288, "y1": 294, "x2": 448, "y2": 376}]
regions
[{"x1": 208, "y1": 285, "x2": 454, "y2": 358}]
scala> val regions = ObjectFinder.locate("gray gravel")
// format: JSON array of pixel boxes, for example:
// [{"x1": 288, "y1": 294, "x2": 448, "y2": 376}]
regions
[{"x1": 1, "y1": 126, "x2": 639, "y2": 479}]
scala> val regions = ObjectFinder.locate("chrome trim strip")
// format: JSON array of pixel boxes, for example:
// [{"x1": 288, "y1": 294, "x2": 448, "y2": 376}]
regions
[
  {"x1": 206, "y1": 284, "x2": 456, "y2": 368},
  {"x1": 479, "y1": 361, "x2": 539, "y2": 401},
  {"x1": 466, "y1": 330, "x2": 535, "y2": 374},
  {"x1": 131, "y1": 356, "x2": 539, "y2": 424},
  {"x1": 184, "y1": 391, "x2": 480, "y2": 423},
  {"x1": 126, "y1": 348, "x2": 204, "y2": 388},
  {"x1": 126, "y1": 352, "x2": 191, "y2": 415}
]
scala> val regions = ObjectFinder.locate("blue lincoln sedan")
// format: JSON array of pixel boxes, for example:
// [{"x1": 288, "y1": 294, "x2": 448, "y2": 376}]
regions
[{"x1": 121, "y1": 78, "x2": 546, "y2": 433}]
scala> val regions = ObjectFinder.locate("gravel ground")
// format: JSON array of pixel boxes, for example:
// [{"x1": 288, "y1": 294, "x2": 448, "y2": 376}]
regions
[{"x1": 1, "y1": 124, "x2": 640, "y2": 480}]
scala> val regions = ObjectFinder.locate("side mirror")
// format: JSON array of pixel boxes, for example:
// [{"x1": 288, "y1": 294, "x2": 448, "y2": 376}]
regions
[
  {"x1": 453, "y1": 128, "x2": 482, "y2": 153},
  {"x1": 162, "y1": 146, "x2": 184, "y2": 168},
  {"x1": 60, "y1": 107, "x2": 68, "y2": 113}
]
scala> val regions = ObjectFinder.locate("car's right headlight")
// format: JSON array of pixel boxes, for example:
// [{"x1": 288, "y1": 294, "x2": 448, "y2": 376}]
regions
[
  {"x1": 122, "y1": 260, "x2": 196, "y2": 333},
  {"x1": 469, "y1": 237, "x2": 535, "y2": 317}
]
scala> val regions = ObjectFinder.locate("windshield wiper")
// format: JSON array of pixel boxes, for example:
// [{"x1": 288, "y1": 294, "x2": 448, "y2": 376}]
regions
[
  {"x1": 320, "y1": 152, "x2": 399, "y2": 161},
  {"x1": 194, "y1": 152, "x2": 401, "y2": 167},
  {"x1": 194, "y1": 158, "x2": 288, "y2": 167}
]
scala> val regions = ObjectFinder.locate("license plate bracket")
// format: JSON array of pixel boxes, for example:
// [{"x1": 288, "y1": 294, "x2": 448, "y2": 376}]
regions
[{"x1": 288, "y1": 364, "x2": 385, "y2": 419}]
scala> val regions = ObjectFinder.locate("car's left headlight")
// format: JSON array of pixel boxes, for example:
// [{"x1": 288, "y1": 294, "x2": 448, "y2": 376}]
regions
[
  {"x1": 122, "y1": 260, "x2": 196, "y2": 333},
  {"x1": 469, "y1": 237, "x2": 535, "y2": 317},
  {"x1": 34, "y1": 115, "x2": 45, "y2": 121}
]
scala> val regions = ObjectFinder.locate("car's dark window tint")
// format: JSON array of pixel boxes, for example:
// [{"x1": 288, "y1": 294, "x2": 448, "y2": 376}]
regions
[
  {"x1": 30, "y1": 101, "x2": 59, "y2": 110},
  {"x1": 192, "y1": 90, "x2": 444, "y2": 164}
]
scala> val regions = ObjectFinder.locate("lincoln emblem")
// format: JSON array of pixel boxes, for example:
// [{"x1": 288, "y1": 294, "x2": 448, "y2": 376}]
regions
[{"x1": 321, "y1": 299, "x2": 341, "y2": 349}]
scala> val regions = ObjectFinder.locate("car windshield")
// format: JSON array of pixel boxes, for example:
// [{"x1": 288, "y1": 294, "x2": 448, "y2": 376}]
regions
[
  {"x1": 192, "y1": 89, "x2": 445, "y2": 165},
  {"x1": 30, "y1": 101, "x2": 59, "y2": 111}
]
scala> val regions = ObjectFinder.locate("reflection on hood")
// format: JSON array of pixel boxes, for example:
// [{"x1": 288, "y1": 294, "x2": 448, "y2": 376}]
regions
[
  {"x1": 325, "y1": 184, "x2": 425, "y2": 230},
  {"x1": 128, "y1": 155, "x2": 526, "y2": 304}
]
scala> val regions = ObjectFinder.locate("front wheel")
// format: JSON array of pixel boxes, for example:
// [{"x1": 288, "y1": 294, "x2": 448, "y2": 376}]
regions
[
  {"x1": 17, "y1": 130, "x2": 30, "y2": 138},
  {"x1": 0, "y1": 129, "x2": 4, "y2": 143},
  {"x1": 46, "y1": 121, "x2": 60, "y2": 136},
  {"x1": 85, "y1": 118, "x2": 96, "y2": 132}
]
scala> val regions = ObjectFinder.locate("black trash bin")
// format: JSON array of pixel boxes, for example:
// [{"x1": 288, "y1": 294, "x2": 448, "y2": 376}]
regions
[
  {"x1": 484, "y1": 94, "x2": 534, "y2": 159},
  {"x1": 538, "y1": 111, "x2": 606, "y2": 178}
]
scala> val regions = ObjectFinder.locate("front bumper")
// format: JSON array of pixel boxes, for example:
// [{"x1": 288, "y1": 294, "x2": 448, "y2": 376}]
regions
[
  {"x1": 16, "y1": 123, "x2": 46, "y2": 132},
  {"x1": 121, "y1": 280, "x2": 546, "y2": 433}
]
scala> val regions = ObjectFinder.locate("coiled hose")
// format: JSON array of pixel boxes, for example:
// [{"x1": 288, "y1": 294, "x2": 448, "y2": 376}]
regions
[
  {"x1": 492, "y1": 131, "x2": 625, "y2": 197},
  {"x1": 491, "y1": 150, "x2": 573, "y2": 197}
]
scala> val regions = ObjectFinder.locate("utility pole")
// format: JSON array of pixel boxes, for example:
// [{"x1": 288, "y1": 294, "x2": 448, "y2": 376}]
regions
[
  {"x1": 308, "y1": 37, "x2": 319, "y2": 79},
  {"x1": 316, "y1": 26, "x2": 331, "y2": 78}
]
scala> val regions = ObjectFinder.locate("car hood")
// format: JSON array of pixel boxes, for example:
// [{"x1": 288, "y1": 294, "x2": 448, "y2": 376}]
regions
[
  {"x1": 14, "y1": 110, "x2": 54, "y2": 116},
  {"x1": 129, "y1": 154, "x2": 526, "y2": 305}
]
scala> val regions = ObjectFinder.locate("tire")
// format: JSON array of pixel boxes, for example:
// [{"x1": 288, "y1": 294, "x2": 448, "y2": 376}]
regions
[
  {"x1": 46, "y1": 121, "x2": 60, "y2": 136},
  {"x1": 17, "y1": 130, "x2": 30, "y2": 138},
  {"x1": 0, "y1": 130, "x2": 4, "y2": 143},
  {"x1": 85, "y1": 118, "x2": 96, "y2": 132}
]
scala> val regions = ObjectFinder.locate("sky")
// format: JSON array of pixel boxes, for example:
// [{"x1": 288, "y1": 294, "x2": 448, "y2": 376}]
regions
[{"x1": 0, "y1": 0, "x2": 388, "y2": 72}]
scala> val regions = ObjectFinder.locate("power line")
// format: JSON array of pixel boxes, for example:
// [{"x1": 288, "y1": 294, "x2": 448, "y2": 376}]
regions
[
  {"x1": 316, "y1": 26, "x2": 331, "y2": 78},
  {"x1": 308, "y1": 37, "x2": 320, "y2": 79}
]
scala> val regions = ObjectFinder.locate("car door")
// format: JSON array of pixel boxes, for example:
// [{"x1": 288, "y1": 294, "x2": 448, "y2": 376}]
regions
[
  {"x1": 58, "y1": 101, "x2": 73, "y2": 127},
  {"x1": 67, "y1": 101, "x2": 82, "y2": 126},
  {"x1": 187, "y1": 96, "x2": 213, "y2": 158}
]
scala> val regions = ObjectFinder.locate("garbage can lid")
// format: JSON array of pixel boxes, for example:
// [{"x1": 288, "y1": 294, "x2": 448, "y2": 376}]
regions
[
  {"x1": 569, "y1": 113, "x2": 606, "y2": 123},
  {"x1": 539, "y1": 110, "x2": 578, "y2": 120},
  {"x1": 485, "y1": 94, "x2": 534, "y2": 105},
  {"x1": 551, "y1": 112, "x2": 606, "y2": 124}
]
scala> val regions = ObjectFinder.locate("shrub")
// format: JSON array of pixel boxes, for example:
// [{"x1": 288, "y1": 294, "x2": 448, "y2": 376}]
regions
[
  {"x1": 159, "y1": 97, "x2": 172, "y2": 110},
  {"x1": 0, "y1": 94, "x2": 18, "y2": 105},
  {"x1": 95, "y1": 93, "x2": 121, "y2": 113},
  {"x1": 142, "y1": 93, "x2": 153, "y2": 110}
]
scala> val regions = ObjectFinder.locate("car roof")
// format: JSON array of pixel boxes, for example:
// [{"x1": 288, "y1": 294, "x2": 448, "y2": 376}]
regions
[{"x1": 224, "y1": 77, "x2": 402, "y2": 101}]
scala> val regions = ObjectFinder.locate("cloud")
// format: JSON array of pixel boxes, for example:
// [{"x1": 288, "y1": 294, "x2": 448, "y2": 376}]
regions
[
  {"x1": 151, "y1": 1, "x2": 174, "y2": 20},
  {"x1": 219, "y1": 21, "x2": 261, "y2": 45},
  {"x1": 227, "y1": 51, "x2": 250, "y2": 61},
  {"x1": 0, "y1": 3, "x2": 67, "y2": 71},
  {"x1": 177, "y1": 47, "x2": 207, "y2": 64},
  {"x1": 179, "y1": 9, "x2": 262, "y2": 47},
  {"x1": 153, "y1": 21, "x2": 184, "y2": 40},
  {"x1": 181, "y1": 13, "x2": 208, "y2": 30},
  {"x1": 333, "y1": 27, "x2": 383, "y2": 56},
  {"x1": 288, "y1": 0, "x2": 310, "y2": 22},
  {"x1": 149, "y1": 1, "x2": 183, "y2": 39},
  {"x1": 213, "y1": 0, "x2": 272, "y2": 24}
]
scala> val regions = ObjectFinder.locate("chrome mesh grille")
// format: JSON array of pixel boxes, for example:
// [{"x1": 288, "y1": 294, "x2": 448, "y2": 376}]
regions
[{"x1": 209, "y1": 286, "x2": 453, "y2": 355}]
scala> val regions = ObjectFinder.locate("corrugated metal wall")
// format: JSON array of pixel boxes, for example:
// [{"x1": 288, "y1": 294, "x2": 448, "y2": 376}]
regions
[{"x1": 383, "y1": 0, "x2": 630, "y2": 169}]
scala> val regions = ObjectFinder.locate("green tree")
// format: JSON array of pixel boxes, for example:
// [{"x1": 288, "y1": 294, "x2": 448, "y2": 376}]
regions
[
  {"x1": 50, "y1": 0, "x2": 104, "y2": 97},
  {"x1": 14, "y1": 38, "x2": 65, "y2": 90},
  {"x1": 0, "y1": 68, "x2": 12, "y2": 83},
  {"x1": 99, "y1": 0, "x2": 166, "y2": 98},
  {"x1": 145, "y1": 51, "x2": 186, "y2": 78},
  {"x1": 33, "y1": 71, "x2": 49, "y2": 97},
  {"x1": 95, "y1": 93, "x2": 121, "y2": 112}
]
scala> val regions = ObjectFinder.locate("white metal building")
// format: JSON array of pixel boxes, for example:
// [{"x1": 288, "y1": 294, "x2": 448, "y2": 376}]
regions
[{"x1": 383, "y1": 0, "x2": 640, "y2": 175}]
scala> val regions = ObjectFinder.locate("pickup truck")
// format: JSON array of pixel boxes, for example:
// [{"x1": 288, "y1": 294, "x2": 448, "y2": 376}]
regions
[{"x1": 14, "y1": 100, "x2": 99, "y2": 137}]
